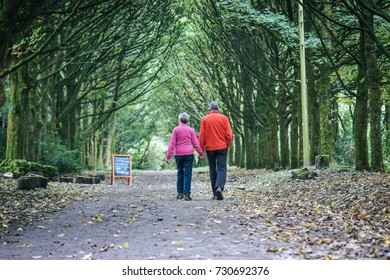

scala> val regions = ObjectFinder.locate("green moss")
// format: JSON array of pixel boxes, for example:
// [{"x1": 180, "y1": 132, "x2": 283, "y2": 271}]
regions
[
  {"x1": 291, "y1": 168, "x2": 318, "y2": 180},
  {"x1": 41, "y1": 165, "x2": 58, "y2": 177},
  {"x1": 0, "y1": 159, "x2": 58, "y2": 178}
]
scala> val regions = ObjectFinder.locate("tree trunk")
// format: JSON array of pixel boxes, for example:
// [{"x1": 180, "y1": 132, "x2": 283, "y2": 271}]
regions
[
  {"x1": 364, "y1": 1, "x2": 384, "y2": 172},
  {"x1": 298, "y1": 78, "x2": 303, "y2": 167},
  {"x1": 81, "y1": 103, "x2": 90, "y2": 168},
  {"x1": 233, "y1": 135, "x2": 240, "y2": 168},
  {"x1": 267, "y1": 110, "x2": 279, "y2": 170},
  {"x1": 0, "y1": 43, "x2": 8, "y2": 110},
  {"x1": 384, "y1": 102, "x2": 390, "y2": 162},
  {"x1": 105, "y1": 114, "x2": 116, "y2": 169},
  {"x1": 319, "y1": 65, "x2": 334, "y2": 161},
  {"x1": 239, "y1": 133, "x2": 246, "y2": 168},
  {"x1": 6, "y1": 70, "x2": 22, "y2": 159},
  {"x1": 243, "y1": 97, "x2": 256, "y2": 169},
  {"x1": 59, "y1": 82, "x2": 79, "y2": 150},
  {"x1": 290, "y1": 91, "x2": 299, "y2": 169},
  {"x1": 6, "y1": 64, "x2": 33, "y2": 160},
  {"x1": 306, "y1": 48, "x2": 320, "y2": 165},
  {"x1": 279, "y1": 90, "x2": 289, "y2": 169},
  {"x1": 244, "y1": 124, "x2": 256, "y2": 169},
  {"x1": 354, "y1": 29, "x2": 369, "y2": 171}
]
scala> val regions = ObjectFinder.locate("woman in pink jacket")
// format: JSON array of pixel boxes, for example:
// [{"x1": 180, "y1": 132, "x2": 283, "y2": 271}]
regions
[{"x1": 166, "y1": 112, "x2": 204, "y2": 201}]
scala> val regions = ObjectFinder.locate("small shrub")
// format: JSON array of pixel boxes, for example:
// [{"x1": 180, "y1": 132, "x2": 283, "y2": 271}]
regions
[{"x1": 41, "y1": 142, "x2": 82, "y2": 174}]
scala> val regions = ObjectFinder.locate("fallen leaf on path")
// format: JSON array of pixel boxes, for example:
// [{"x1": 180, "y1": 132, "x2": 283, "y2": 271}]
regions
[
  {"x1": 100, "y1": 246, "x2": 109, "y2": 252},
  {"x1": 82, "y1": 253, "x2": 93, "y2": 260},
  {"x1": 172, "y1": 240, "x2": 185, "y2": 245},
  {"x1": 266, "y1": 247, "x2": 279, "y2": 253},
  {"x1": 317, "y1": 238, "x2": 332, "y2": 245},
  {"x1": 92, "y1": 214, "x2": 104, "y2": 223}
]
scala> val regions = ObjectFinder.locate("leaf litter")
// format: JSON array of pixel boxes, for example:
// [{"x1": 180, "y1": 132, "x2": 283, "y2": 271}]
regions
[
  {"x1": 222, "y1": 169, "x2": 389, "y2": 259},
  {"x1": 0, "y1": 179, "x2": 108, "y2": 234}
]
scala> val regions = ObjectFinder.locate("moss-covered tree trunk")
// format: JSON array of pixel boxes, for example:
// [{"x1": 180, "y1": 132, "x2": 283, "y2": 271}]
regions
[
  {"x1": 270, "y1": 119, "x2": 280, "y2": 170},
  {"x1": 242, "y1": 77, "x2": 257, "y2": 169},
  {"x1": 35, "y1": 77, "x2": 47, "y2": 162},
  {"x1": 103, "y1": 118, "x2": 116, "y2": 170},
  {"x1": 285, "y1": 1, "x2": 298, "y2": 169},
  {"x1": 6, "y1": 69, "x2": 22, "y2": 159},
  {"x1": 306, "y1": 48, "x2": 320, "y2": 165},
  {"x1": 319, "y1": 65, "x2": 334, "y2": 161},
  {"x1": 278, "y1": 88, "x2": 289, "y2": 169},
  {"x1": 298, "y1": 79, "x2": 304, "y2": 167},
  {"x1": 81, "y1": 102, "x2": 90, "y2": 168},
  {"x1": 6, "y1": 64, "x2": 33, "y2": 160},
  {"x1": 28, "y1": 71, "x2": 39, "y2": 162},
  {"x1": 239, "y1": 133, "x2": 246, "y2": 168},
  {"x1": 244, "y1": 123, "x2": 256, "y2": 169},
  {"x1": 364, "y1": 2, "x2": 384, "y2": 172},
  {"x1": 266, "y1": 106, "x2": 279, "y2": 170},
  {"x1": 0, "y1": 42, "x2": 7, "y2": 110},
  {"x1": 233, "y1": 130, "x2": 242, "y2": 168},
  {"x1": 384, "y1": 102, "x2": 390, "y2": 162},
  {"x1": 316, "y1": 1, "x2": 335, "y2": 163},
  {"x1": 58, "y1": 82, "x2": 79, "y2": 150},
  {"x1": 354, "y1": 29, "x2": 369, "y2": 171}
]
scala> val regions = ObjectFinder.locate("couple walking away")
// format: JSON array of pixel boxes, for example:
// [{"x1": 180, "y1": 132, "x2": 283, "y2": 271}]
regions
[{"x1": 166, "y1": 102, "x2": 233, "y2": 201}]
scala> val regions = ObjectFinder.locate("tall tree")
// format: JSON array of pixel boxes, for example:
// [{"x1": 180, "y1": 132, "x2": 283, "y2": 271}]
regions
[{"x1": 362, "y1": 0, "x2": 384, "y2": 171}]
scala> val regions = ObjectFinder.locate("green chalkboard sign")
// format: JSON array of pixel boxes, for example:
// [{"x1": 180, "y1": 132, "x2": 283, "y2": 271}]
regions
[
  {"x1": 114, "y1": 156, "x2": 130, "y2": 176},
  {"x1": 111, "y1": 154, "x2": 132, "y2": 185}
]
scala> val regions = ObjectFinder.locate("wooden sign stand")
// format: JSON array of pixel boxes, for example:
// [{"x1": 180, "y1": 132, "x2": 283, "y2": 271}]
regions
[{"x1": 111, "y1": 154, "x2": 132, "y2": 186}]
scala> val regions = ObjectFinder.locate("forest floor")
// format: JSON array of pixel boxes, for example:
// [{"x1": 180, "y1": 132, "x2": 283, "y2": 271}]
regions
[{"x1": 0, "y1": 168, "x2": 389, "y2": 260}]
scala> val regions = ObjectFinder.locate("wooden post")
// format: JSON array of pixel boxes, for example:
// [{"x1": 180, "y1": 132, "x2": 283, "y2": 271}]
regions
[{"x1": 299, "y1": 0, "x2": 310, "y2": 167}]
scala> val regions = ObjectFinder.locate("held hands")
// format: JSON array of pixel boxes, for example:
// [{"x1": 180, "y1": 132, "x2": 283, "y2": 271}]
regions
[{"x1": 166, "y1": 156, "x2": 204, "y2": 161}]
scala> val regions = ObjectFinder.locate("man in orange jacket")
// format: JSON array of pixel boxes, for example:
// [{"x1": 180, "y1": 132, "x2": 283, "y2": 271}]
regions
[{"x1": 199, "y1": 101, "x2": 233, "y2": 200}]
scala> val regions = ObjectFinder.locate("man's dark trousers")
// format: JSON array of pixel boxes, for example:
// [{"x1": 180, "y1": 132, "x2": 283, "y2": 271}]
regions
[{"x1": 206, "y1": 148, "x2": 228, "y2": 195}]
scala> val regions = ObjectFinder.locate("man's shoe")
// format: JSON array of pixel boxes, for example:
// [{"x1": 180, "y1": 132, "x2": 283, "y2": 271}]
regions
[
  {"x1": 216, "y1": 187, "x2": 223, "y2": 200},
  {"x1": 184, "y1": 193, "x2": 192, "y2": 201},
  {"x1": 177, "y1": 193, "x2": 184, "y2": 199}
]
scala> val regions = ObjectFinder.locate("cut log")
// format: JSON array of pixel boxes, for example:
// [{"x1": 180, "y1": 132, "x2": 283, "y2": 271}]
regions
[
  {"x1": 59, "y1": 177, "x2": 74, "y2": 183},
  {"x1": 18, "y1": 175, "x2": 48, "y2": 190},
  {"x1": 75, "y1": 176, "x2": 94, "y2": 184},
  {"x1": 74, "y1": 176, "x2": 101, "y2": 184}
]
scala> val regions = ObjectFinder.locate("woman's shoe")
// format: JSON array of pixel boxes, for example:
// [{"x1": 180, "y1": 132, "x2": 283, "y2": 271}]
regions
[
  {"x1": 177, "y1": 193, "x2": 184, "y2": 199},
  {"x1": 184, "y1": 193, "x2": 192, "y2": 201}
]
